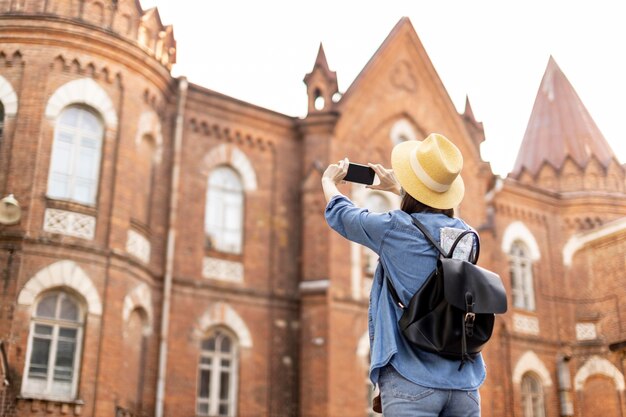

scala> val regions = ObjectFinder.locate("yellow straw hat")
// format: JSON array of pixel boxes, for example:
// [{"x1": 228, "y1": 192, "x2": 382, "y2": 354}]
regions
[{"x1": 391, "y1": 133, "x2": 465, "y2": 209}]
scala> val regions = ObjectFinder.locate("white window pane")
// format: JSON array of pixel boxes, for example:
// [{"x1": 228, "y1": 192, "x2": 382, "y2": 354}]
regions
[
  {"x1": 220, "y1": 336, "x2": 231, "y2": 353},
  {"x1": 223, "y1": 204, "x2": 242, "y2": 231},
  {"x1": 36, "y1": 295, "x2": 58, "y2": 318},
  {"x1": 59, "y1": 107, "x2": 80, "y2": 127},
  {"x1": 198, "y1": 369, "x2": 211, "y2": 398},
  {"x1": 34, "y1": 324, "x2": 53, "y2": 336},
  {"x1": 219, "y1": 371, "x2": 230, "y2": 400},
  {"x1": 60, "y1": 298, "x2": 79, "y2": 321},
  {"x1": 53, "y1": 338, "x2": 76, "y2": 382},
  {"x1": 48, "y1": 174, "x2": 70, "y2": 198},
  {"x1": 50, "y1": 380, "x2": 72, "y2": 397},
  {"x1": 50, "y1": 143, "x2": 72, "y2": 174},
  {"x1": 73, "y1": 181, "x2": 94, "y2": 204},
  {"x1": 81, "y1": 114, "x2": 102, "y2": 134},
  {"x1": 197, "y1": 402, "x2": 209, "y2": 415},
  {"x1": 202, "y1": 337, "x2": 216, "y2": 352},
  {"x1": 28, "y1": 336, "x2": 51, "y2": 378},
  {"x1": 76, "y1": 148, "x2": 98, "y2": 180}
]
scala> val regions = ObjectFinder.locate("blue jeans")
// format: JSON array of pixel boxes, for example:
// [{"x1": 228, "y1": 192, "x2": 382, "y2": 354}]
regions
[{"x1": 378, "y1": 365, "x2": 481, "y2": 417}]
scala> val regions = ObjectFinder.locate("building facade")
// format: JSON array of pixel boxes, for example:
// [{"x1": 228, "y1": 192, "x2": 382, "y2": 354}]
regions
[{"x1": 0, "y1": 2, "x2": 625, "y2": 417}]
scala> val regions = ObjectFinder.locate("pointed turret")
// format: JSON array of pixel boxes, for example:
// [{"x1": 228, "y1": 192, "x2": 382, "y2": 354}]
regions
[
  {"x1": 512, "y1": 57, "x2": 618, "y2": 178},
  {"x1": 303, "y1": 43, "x2": 338, "y2": 114},
  {"x1": 462, "y1": 95, "x2": 485, "y2": 149},
  {"x1": 463, "y1": 95, "x2": 476, "y2": 121}
]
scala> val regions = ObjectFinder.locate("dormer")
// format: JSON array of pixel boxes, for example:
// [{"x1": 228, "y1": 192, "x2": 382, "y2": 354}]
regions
[{"x1": 303, "y1": 44, "x2": 338, "y2": 114}]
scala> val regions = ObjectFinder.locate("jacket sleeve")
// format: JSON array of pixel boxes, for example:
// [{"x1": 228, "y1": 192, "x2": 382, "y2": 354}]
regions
[{"x1": 324, "y1": 195, "x2": 393, "y2": 253}]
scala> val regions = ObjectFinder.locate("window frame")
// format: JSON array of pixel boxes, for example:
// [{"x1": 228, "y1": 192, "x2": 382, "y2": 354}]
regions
[
  {"x1": 521, "y1": 373, "x2": 546, "y2": 417},
  {"x1": 196, "y1": 328, "x2": 239, "y2": 417},
  {"x1": 46, "y1": 105, "x2": 105, "y2": 206},
  {"x1": 204, "y1": 166, "x2": 245, "y2": 255},
  {"x1": 21, "y1": 291, "x2": 85, "y2": 401},
  {"x1": 509, "y1": 240, "x2": 536, "y2": 311}
]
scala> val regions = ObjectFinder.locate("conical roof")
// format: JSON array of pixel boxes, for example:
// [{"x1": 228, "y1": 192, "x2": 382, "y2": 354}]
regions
[
  {"x1": 303, "y1": 43, "x2": 337, "y2": 85},
  {"x1": 512, "y1": 57, "x2": 617, "y2": 176}
]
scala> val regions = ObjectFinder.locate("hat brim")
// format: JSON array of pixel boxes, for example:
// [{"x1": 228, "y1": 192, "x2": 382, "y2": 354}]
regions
[{"x1": 391, "y1": 140, "x2": 465, "y2": 210}]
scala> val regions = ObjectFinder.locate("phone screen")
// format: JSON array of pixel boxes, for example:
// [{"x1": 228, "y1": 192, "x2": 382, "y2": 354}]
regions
[{"x1": 344, "y1": 163, "x2": 375, "y2": 185}]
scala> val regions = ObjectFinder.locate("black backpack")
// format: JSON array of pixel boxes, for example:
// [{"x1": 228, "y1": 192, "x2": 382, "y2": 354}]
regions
[{"x1": 385, "y1": 218, "x2": 507, "y2": 369}]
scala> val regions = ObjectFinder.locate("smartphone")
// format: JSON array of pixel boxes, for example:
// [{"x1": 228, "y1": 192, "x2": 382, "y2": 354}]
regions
[{"x1": 344, "y1": 162, "x2": 375, "y2": 185}]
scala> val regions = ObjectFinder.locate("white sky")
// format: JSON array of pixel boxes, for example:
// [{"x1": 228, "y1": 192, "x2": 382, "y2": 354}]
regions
[{"x1": 141, "y1": 0, "x2": 626, "y2": 176}]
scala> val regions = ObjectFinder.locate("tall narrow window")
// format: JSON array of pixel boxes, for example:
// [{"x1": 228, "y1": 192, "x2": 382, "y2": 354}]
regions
[
  {"x1": 47, "y1": 106, "x2": 104, "y2": 205},
  {"x1": 205, "y1": 167, "x2": 244, "y2": 254},
  {"x1": 134, "y1": 135, "x2": 156, "y2": 224},
  {"x1": 509, "y1": 241, "x2": 535, "y2": 310},
  {"x1": 123, "y1": 308, "x2": 148, "y2": 412},
  {"x1": 22, "y1": 291, "x2": 84, "y2": 399},
  {"x1": 0, "y1": 101, "x2": 5, "y2": 139},
  {"x1": 197, "y1": 329, "x2": 239, "y2": 417},
  {"x1": 521, "y1": 373, "x2": 545, "y2": 417}
]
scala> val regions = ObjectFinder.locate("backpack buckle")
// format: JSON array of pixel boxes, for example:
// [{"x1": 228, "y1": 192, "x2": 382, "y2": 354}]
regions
[{"x1": 464, "y1": 312, "x2": 476, "y2": 337}]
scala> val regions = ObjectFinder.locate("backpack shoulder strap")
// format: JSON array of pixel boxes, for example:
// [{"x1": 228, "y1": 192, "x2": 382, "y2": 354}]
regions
[
  {"x1": 448, "y1": 229, "x2": 481, "y2": 263},
  {"x1": 410, "y1": 217, "x2": 447, "y2": 256},
  {"x1": 380, "y1": 261, "x2": 405, "y2": 309}
]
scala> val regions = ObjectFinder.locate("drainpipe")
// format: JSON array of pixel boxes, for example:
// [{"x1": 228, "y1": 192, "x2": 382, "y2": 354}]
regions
[
  {"x1": 155, "y1": 76, "x2": 188, "y2": 417},
  {"x1": 557, "y1": 354, "x2": 574, "y2": 416}
]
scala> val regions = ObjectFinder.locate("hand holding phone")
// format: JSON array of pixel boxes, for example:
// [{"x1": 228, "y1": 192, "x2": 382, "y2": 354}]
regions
[{"x1": 344, "y1": 162, "x2": 376, "y2": 185}]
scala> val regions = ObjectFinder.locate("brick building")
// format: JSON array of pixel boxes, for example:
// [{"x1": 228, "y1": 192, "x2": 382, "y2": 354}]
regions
[{"x1": 0, "y1": 2, "x2": 625, "y2": 417}]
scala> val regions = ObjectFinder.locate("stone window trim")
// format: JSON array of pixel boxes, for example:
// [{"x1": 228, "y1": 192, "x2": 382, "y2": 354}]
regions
[
  {"x1": 17, "y1": 260, "x2": 103, "y2": 316},
  {"x1": 512, "y1": 351, "x2": 553, "y2": 387},
  {"x1": 45, "y1": 197, "x2": 98, "y2": 217},
  {"x1": 512, "y1": 313, "x2": 540, "y2": 336},
  {"x1": 193, "y1": 302, "x2": 252, "y2": 349},
  {"x1": 574, "y1": 356, "x2": 625, "y2": 392},
  {"x1": 196, "y1": 327, "x2": 239, "y2": 417},
  {"x1": 122, "y1": 283, "x2": 154, "y2": 336},
  {"x1": 45, "y1": 78, "x2": 117, "y2": 129},
  {"x1": 21, "y1": 291, "x2": 85, "y2": 402},
  {"x1": 16, "y1": 396, "x2": 85, "y2": 415},
  {"x1": 501, "y1": 221, "x2": 541, "y2": 261},
  {"x1": 0, "y1": 75, "x2": 19, "y2": 117}
]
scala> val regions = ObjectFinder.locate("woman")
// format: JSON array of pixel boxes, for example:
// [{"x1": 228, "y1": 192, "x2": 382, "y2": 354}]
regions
[{"x1": 322, "y1": 133, "x2": 483, "y2": 416}]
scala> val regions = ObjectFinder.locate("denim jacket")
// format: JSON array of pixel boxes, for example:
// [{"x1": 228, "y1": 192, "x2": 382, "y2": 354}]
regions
[{"x1": 325, "y1": 195, "x2": 486, "y2": 390}]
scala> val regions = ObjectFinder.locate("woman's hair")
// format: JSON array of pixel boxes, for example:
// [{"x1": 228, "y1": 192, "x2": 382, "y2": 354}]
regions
[{"x1": 400, "y1": 191, "x2": 454, "y2": 218}]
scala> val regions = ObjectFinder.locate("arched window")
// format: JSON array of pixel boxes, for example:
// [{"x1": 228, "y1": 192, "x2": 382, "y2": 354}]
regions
[
  {"x1": 197, "y1": 328, "x2": 239, "y2": 417},
  {"x1": 521, "y1": 373, "x2": 545, "y2": 417},
  {"x1": 47, "y1": 106, "x2": 104, "y2": 205},
  {"x1": 509, "y1": 241, "x2": 535, "y2": 310},
  {"x1": 22, "y1": 291, "x2": 84, "y2": 399},
  {"x1": 205, "y1": 167, "x2": 244, "y2": 254},
  {"x1": 363, "y1": 193, "x2": 392, "y2": 275}
]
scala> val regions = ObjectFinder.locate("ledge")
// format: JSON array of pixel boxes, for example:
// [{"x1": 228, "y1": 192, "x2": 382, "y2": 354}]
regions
[{"x1": 17, "y1": 395, "x2": 84, "y2": 415}]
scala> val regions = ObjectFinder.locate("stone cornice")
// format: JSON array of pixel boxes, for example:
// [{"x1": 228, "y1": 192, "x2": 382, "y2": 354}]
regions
[
  {"x1": 188, "y1": 119, "x2": 276, "y2": 152},
  {"x1": 0, "y1": 15, "x2": 172, "y2": 88}
]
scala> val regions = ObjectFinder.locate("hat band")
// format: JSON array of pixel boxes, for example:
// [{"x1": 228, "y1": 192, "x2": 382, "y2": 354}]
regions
[{"x1": 409, "y1": 151, "x2": 451, "y2": 193}]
